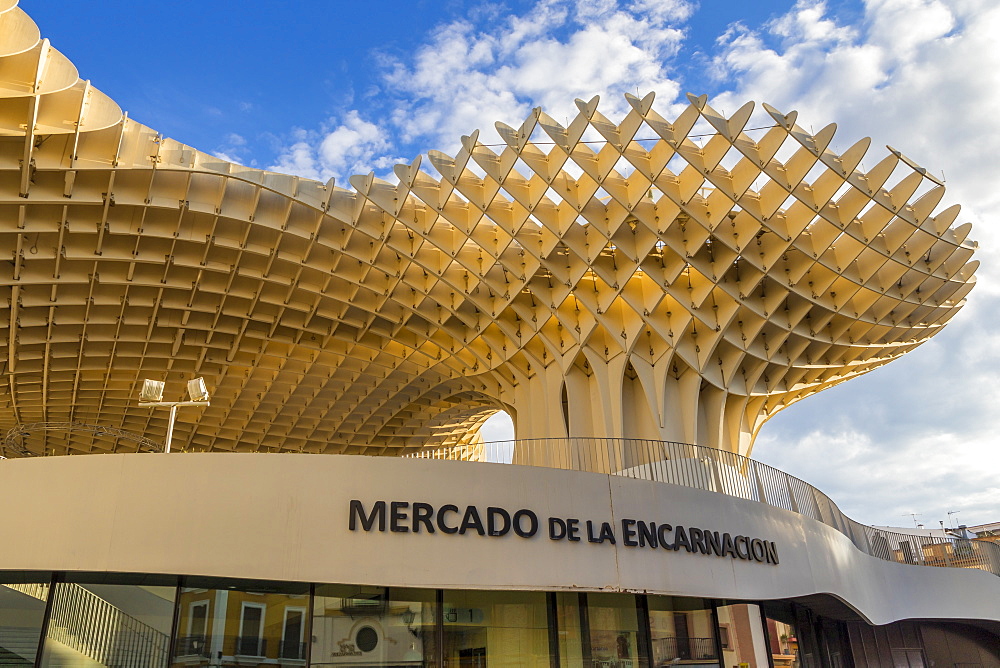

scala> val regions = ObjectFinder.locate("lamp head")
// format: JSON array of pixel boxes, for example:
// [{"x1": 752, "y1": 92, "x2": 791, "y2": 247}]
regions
[
  {"x1": 139, "y1": 379, "x2": 164, "y2": 402},
  {"x1": 187, "y1": 377, "x2": 210, "y2": 402}
]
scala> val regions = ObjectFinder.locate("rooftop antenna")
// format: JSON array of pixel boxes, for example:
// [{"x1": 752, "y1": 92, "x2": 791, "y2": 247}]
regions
[
  {"x1": 947, "y1": 510, "x2": 961, "y2": 528},
  {"x1": 903, "y1": 513, "x2": 922, "y2": 528}
]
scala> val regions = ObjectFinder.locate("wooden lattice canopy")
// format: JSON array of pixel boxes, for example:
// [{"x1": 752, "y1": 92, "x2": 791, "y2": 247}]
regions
[{"x1": 0, "y1": 2, "x2": 977, "y2": 458}]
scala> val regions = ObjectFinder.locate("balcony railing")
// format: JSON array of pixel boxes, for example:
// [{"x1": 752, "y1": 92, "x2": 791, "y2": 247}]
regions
[
  {"x1": 234, "y1": 635, "x2": 266, "y2": 657},
  {"x1": 279, "y1": 639, "x2": 307, "y2": 660},
  {"x1": 652, "y1": 635, "x2": 717, "y2": 660},
  {"x1": 406, "y1": 437, "x2": 1000, "y2": 577},
  {"x1": 174, "y1": 635, "x2": 209, "y2": 658}
]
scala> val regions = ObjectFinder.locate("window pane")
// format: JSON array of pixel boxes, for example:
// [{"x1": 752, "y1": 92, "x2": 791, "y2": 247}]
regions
[
  {"x1": 555, "y1": 593, "x2": 583, "y2": 667},
  {"x1": 716, "y1": 603, "x2": 770, "y2": 668},
  {"x1": 237, "y1": 604, "x2": 265, "y2": 656},
  {"x1": 312, "y1": 585, "x2": 436, "y2": 666},
  {"x1": 442, "y1": 590, "x2": 550, "y2": 667},
  {"x1": 0, "y1": 580, "x2": 49, "y2": 665},
  {"x1": 586, "y1": 592, "x2": 640, "y2": 667},
  {"x1": 283, "y1": 607, "x2": 305, "y2": 657},
  {"x1": 760, "y1": 602, "x2": 836, "y2": 668},
  {"x1": 647, "y1": 595, "x2": 719, "y2": 666},
  {"x1": 171, "y1": 581, "x2": 309, "y2": 667},
  {"x1": 40, "y1": 582, "x2": 175, "y2": 668}
]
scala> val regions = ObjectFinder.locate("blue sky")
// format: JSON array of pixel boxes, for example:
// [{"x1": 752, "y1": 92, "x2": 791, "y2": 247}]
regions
[
  {"x1": 23, "y1": 0, "x2": 1000, "y2": 529},
  {"x1": 26, "y1": 0, "x2": 861, "y2": 172}
]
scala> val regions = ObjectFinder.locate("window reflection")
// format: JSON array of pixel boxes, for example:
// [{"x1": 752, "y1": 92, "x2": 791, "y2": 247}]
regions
[
  {"x1": 171, "y1": 581, "x2": 309, "y2": 667},
  {"x1": 555, "y1": 593, "x2": 584, "y2": 667},
  {"x1": 441, "y1": 590, "x2": 550, "y2": 667},
  {"x1": 761, "y1": 602, "x2": 837, "y2": 668},
  {"x1": 40, "y1": 581, "x2": 175, "y2": 668},
  {"x1": 585, "y1": 593, "x2": 642, "y2": 667},
  {"x1": 765, "y1": 614, "x2": 800, "y2": 667},
  {"x1": 647, "y1": 595, "x2": 719, "y2": 666},
  {"x1": 311, "y1": 585, "x2": 436, "y2": 666},
  {"x1": 0, "y1": 579, "x2": 49, "y2": 665},
  {"x1": 716, "y1": 603, "x2": 770, "y2": 668}
]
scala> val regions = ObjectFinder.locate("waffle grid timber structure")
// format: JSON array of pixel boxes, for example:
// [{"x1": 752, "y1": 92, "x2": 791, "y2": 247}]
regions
[{"x1": 0, "y1": 1, "x2": 978, "y2": 459}]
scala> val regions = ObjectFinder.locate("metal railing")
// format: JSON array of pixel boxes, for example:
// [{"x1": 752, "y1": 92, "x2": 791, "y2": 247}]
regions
[
  {"x1": 174, "y1": 634, "x2": 210, "y2": 658},
  {"x1": 45, "y1": 582, "x2": 170, "y2": 668},
  {"x1": 279, "y1": 638, "x2": 308, "y2": 660},
  {"x1": 234, "y1": 635, "x2": 266, "y2": 657},
  {"x1": 652, "y1": 636, "x2": 717, "y2": 660},
  {"x1": 2, "y1": 581, "x2": 50, "y2": 603},
  {"x1": 407, "y1": 437, "x2": 1000, "y2": 577}
]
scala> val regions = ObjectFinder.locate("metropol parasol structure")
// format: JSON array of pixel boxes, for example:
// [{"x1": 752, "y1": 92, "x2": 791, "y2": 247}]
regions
[{"x1": 0, "y1": 2, "x2": 978, "y2": 463}]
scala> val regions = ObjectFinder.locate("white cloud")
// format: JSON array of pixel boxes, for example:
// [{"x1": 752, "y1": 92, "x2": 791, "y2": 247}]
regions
[
  {"x1": 711, "y1": 0, "x2": 1000, "y2": 526},
  {"x1": 211, "y1": 133, "x2": 251, "y2": 166},
  {"x1": 270, "y1": 113, "x2": 404, "y2": 183},
  {"x1": 754, "y1": 423, "x2": 1000, "y2": 528},
  {"x1": 270, "y1": 0, "x2": 694, "y2": 180}
]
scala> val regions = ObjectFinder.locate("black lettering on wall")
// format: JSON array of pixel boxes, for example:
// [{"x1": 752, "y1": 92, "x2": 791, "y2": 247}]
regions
[
  {"x1": 597, "y1": 522, "x2": 616, "y2": 545},
  {"x1": 673, "y1": 526, "x2": 692, "y2": 552},
  {"x1": 705, "y1": 530, "x2": 722, "y2": 556},
  {"x1": 345, "y1": 501, "x2": 778, "y2": 566},
  {"x1": 488, "y1": 507, "x2": 511, "y2": 537},
  {"x1": 622, "y1": 519, "x2": 639, "y2": 547},
  {"x1": 721, "y1": 533, "x2": 737, "y2": 558},
  {"x1": 657, "y1": 524, "x2": 674, "y2": 550},
  {"x1": 437, "y1": 504, "x2": 459, "y2": 534},
  {"x1": 390, "y1": 501, "x2": 410, "y2": 532},
  {"x1": 460, "y1": 506, "x2": 486, "y2": 535},
  {"x1": 689, "y1": 527, "x2": 707, "y2": 554},
  {"x1": 513, "y1": 509, "x2": 538, "y2": 538},
  {"x1": 638, "y1": 521, "x2": 658, "y2": 548},
  {"x1": 412, "y1": 503, "x2": 435, "y2": 533},
  {"x1": 349, "y1": 500, "x2": 386, "y2": 532},
  {"x1": 734, "y1": 535, "x2": 750, "y2": 560}
]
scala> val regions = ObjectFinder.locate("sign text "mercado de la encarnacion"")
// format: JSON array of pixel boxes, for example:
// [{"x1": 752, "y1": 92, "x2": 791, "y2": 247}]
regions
[{"x1": 349, "y1": 500, "x2": 779, "y2": 565}]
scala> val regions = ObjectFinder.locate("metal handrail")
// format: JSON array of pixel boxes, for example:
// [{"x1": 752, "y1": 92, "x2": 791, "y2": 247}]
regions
[
  {"x1": 46, "y1": 582, "x2": 170, "y2": 668},
  {"x1": 406, "y1": 437, "x2": 1000, "y2": 577}
]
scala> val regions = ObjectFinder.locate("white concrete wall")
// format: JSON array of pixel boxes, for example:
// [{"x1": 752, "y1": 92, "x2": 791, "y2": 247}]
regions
[{"x1": 0, "y1": 453, "x2": 996, "y2": 627}]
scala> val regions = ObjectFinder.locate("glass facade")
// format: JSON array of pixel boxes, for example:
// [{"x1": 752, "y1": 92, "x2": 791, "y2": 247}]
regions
[
  {"x1": 12, "y1": 574, "x2": 992, "y2": 667},
  {"x1": 0, "y1": 575, "x2": 730, "y2": 667},
  {"x1": 0, "y1": 575, "x2": 725, "y2": 668}
]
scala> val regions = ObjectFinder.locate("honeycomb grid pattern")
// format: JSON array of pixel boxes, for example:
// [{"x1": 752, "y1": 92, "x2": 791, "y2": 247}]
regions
[{"x1": 0, "y1": 2, "x2": 977, "y2": 459}]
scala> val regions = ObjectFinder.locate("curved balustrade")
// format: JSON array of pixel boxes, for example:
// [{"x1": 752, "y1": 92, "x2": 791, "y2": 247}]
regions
[{"x1": 406, "y1": 437, "x2": 1000, "y2": 577}]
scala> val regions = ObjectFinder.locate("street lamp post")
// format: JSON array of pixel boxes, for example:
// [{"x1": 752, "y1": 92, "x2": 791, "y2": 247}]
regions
[{"x1": 138, "y1": 378, "x2": 211, "y2": 453}]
